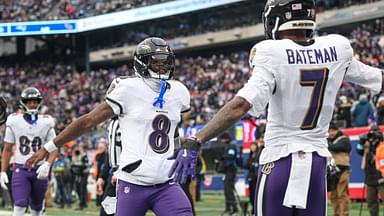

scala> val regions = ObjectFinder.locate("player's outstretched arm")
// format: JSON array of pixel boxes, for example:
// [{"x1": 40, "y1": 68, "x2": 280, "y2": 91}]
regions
[
  {"x1": 196, "y1": 96, "x2": 251, "y2": 144},
  {"x1": 168, "y1": 96, "x2": 251, "y2": 183},
  {"x1": 26, "y1": 102, "x2": 115, "y2": 168},
  {"x1": 0, "y1": 96, "x2": 7, "y2": 125}
]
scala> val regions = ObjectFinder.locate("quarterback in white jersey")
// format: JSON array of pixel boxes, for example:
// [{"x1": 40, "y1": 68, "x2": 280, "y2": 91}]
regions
[
  {"x1": 170, "y1": 1, "x2": 384, "y2": 216},
  {"x1": 106, "y1": 75, "x2": 190, "y2": 185},
  {"x1": 26, "y1": 37, "x2": 194, "y2": 216},
  {"x1": 1, "y1": 87, "x2": 57, "y2": 216}
]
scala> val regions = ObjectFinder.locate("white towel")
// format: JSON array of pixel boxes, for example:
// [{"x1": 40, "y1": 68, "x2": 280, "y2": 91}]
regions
[
  {"x1": 101, "y1": 196, "x2": 117, "y2": 214},
  {"x1": 283, "y1": 151, "x2": 312, "y2": 209}
]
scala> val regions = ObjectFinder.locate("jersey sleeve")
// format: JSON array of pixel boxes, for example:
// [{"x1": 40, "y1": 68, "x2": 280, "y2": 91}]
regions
[
  {"x1": 105, "y1": 78, "x2": 128, "y2": 115},
  {"x1": 237, "y1": 42, "x2": 275, "y2": 116},
  {"x1": 334, "y1": 34, "x2": 383, "y2": 93},
  {"x1": 3, "y1": 117, "x2": 15, "y2": 143},
  {"x1": 345, "y1": 58, "x2": 382, "y2": 93}
]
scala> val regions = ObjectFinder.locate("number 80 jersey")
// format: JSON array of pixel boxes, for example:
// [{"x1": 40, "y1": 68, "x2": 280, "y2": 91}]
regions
[
  {"x1": 4, "y1": 113, "x2": 56, "y2": 165},
  {"x1": 105, "y1": 77, "x2": 190, "y2": 185},
  {"x1": 237, "y1": 34, "x2": 382, "y2": 164}
]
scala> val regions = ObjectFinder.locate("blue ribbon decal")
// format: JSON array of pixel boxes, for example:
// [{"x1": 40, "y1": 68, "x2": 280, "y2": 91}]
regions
[{"x1": 153, "y1": 79, "x2": 167, "y2": 109}]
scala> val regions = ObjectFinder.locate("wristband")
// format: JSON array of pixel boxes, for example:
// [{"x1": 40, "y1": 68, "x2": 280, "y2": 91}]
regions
[{"x1": 44, "y1": 140, "x2": 58, "y2": 153}]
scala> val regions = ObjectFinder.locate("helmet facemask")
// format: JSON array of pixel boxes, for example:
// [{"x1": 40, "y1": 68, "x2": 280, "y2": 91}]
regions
[
  {"x1": 134, "y1": 37, "x2": 175, "y2": 80},
  {"x1": 19, "y1": 87, "x2": 42, "y2": 123}
]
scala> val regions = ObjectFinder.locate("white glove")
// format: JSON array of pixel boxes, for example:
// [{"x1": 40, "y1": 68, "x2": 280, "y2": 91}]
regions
[
  {"x1": 36, "y1": 161, "x2": 51, "y2": 180},
  {"x1": 0, "y1": 172, "x2": 9, "y2": 190}
]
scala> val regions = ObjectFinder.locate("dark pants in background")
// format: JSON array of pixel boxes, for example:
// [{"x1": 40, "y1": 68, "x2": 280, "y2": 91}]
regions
[
  {"x1": 367, "y1": 184, "x2": 384, "y2": 216},
  {"x1": 224, "y1": 166, "x2": 237, "y2": 212},
  {"x1": 74, "y1": 175, "x2": 88, "y2": 209}
]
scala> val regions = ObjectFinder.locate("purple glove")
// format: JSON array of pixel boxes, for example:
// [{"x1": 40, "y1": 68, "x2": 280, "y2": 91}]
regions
[{"x1": 168, "y1": 138, "x2": 200, "y2": 184}]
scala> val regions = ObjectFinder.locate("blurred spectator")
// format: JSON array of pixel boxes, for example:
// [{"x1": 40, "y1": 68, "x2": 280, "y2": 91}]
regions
[
  {"x1": 376, "y1": 97, "x2": 384, "y2": 125},
  {"x1": 217, "y1": 132, "x2": 238, "y2": 215},
  {"x1": 71, "y1": 145, "x2": 91, "y2": 210},
  {"x1": 52, "y1": 153, "x2": 72, "y2": 208},
  {"x1": 245, "y1": 135, "x2": 264, "y2": 215},
  {"x1": 195, "y1": 152, "x2": 206, "y2": 202},
  {"x1": 334, "y1": 96, "x2": 353, "y2": 128},
  {"x1": 94, "y1": 138, "x2": 108, "y2": 207},
  {"x1": 352, "y1": 94, "x2": 375, "y2": 127},
  {"x1": 328, "y1": 123, "x2": 351, "y2": 216}
]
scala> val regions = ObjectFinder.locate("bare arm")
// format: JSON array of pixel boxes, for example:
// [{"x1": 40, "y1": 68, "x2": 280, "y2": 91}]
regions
[
  {"x1": 46, "y1": 150, "x2": 59, "y2": 164},
  {"x1": 195, "y1": 96, "x2": 251, "y2": 144},
  {"x1": 53, "y1": 102, "x2": 115, "y2": 148},
  {"x1": 1, "y1": 143, "x2": 13, "y2": 172}
]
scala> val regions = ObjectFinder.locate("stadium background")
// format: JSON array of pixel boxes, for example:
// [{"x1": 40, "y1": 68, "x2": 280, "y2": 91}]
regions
[{"x1": 0, "y1": 0, "x2": 384, "y2": 215}]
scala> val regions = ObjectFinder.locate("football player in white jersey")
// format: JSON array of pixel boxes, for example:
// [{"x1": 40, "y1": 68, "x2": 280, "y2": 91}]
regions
[
  {"x1": 26, "y1": 37, "x2": 194, "y2": 216},
  {"x1": 168, "y1": 0, "x2": 384, "y2": 216},
  {"x1": 1, "y1": 87, "x2": 57, "y2": 216}
]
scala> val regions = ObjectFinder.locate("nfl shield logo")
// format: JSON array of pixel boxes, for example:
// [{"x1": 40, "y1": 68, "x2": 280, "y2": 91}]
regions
[
  {"x1": 292, "y1": 3, "x2": 302, "y2": 10},
  {"x1": 124, "y1": 186, "x2": 130, "y2": 194}
]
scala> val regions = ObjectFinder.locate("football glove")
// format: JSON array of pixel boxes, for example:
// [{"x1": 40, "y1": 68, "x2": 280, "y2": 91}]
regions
[
  {"x1": 168, "y1": 137, "x2": 200, "y2": 184},
  {"x1": 0, "y1": 172, "x2": 9, "y2": 190},
  {"x1": 36, "y1": 161, "x2": 51, "y2": 179}
]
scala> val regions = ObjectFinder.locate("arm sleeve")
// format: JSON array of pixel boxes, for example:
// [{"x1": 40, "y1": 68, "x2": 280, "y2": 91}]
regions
[
  {"x1": 105, "y1": 78, "x2": 128, "y2": 115},
  {"x1": 3, "y1": 120, "x2": 15, "y2": 143},
  {"x1": 237, "y1": 42, "x2": 275, "y2": 116},
  {"x1": 345, "y1": 59, "x2": 382, "y2": 94}
]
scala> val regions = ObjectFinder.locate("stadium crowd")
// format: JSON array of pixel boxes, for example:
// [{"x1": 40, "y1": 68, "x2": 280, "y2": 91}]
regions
[
  {"x1": 0, "y1": 19, "x2": 383, "y2": 136},
  {"x1": 0, "y1": 16, "x2": 383, "y2": 214},
  {"x1": 0, "y1": 0, "x2": 381, "y2": 22}
]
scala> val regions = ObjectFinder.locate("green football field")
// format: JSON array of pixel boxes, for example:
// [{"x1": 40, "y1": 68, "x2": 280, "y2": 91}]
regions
[{"x1": 0, "y1": 193, "x2": 375, "y2": 215}]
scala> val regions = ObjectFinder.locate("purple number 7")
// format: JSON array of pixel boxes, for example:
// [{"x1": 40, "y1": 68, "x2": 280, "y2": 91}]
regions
[{"x1": 300, "y1": 68, "x2": 329, "y2": 130}]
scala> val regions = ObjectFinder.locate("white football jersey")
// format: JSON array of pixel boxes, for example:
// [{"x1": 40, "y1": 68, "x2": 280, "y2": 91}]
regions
[
  {"x1": 105, "y1": 77, "x2": 190, "y2": 185},
  {"x1": 4, "y1": 113, "x2": 56, "y2": 165},
  {"x1": 237, "y1": 34, "x2": 382, "y2": 164}
]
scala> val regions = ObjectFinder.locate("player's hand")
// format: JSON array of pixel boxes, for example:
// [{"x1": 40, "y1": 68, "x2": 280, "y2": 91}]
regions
[
  {"x1": 26, "y1": 148, "x2": 49, "y2": 169},
  {"x1": 36, "y1": 161, "x2": 51, "y2": 179},
  {"x1": 96, "y1": 178, "x2": 105, "y2": 196},
  {"x1": 168, "y1": 138, "x2": 200, "y2": 184},
  {"x1": 0, "y1": 96, "x2": 7, "y2": 125},
  {"x1": 111, "y1": 175, "x2": 117, "y2": 186},
  {"x1": 0, "y1": 172, "x2": 9, "y2": 190}
]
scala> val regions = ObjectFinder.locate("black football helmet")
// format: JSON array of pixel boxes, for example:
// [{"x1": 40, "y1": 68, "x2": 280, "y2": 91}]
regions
[
  {"x1": 19, "y1": 87, "x2": 42, "y2": 119},
  {"x1": 133, "y1": 37, "x2": 175, "y2": 80},
  {"x1": 263, "y1": 0, "x2": 316, "y2": 40}
]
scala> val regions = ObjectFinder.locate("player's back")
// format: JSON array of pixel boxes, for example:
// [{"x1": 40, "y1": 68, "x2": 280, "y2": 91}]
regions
[{"x1": 252, "y1": 34, "x2": 353, "y2": 162}]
